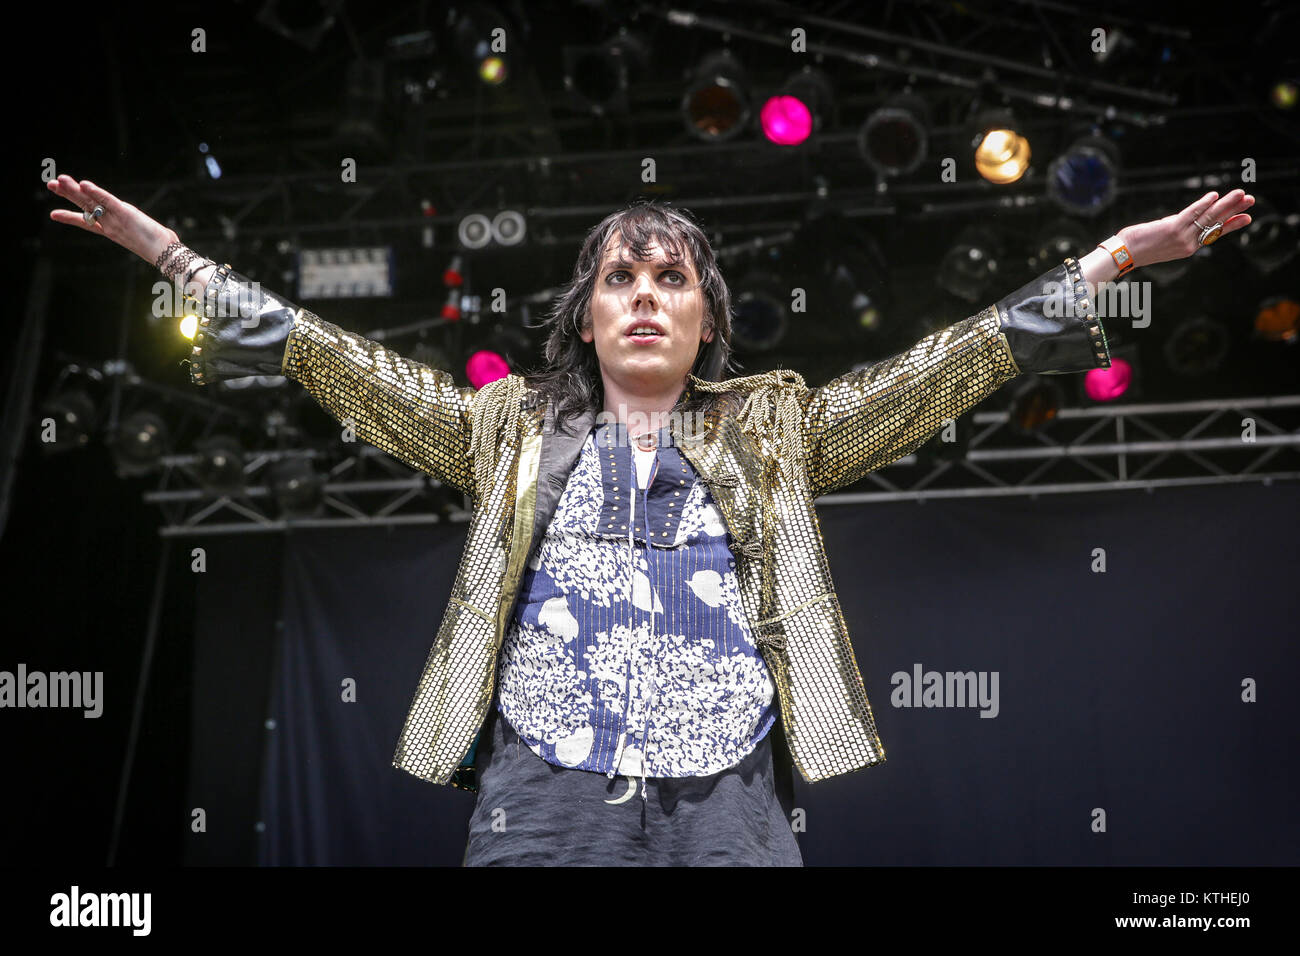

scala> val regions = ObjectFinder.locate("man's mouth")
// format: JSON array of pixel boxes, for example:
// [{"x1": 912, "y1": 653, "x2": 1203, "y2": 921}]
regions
[{"x1": 626, "y1": 322, "x2": 666, "y2": 342}]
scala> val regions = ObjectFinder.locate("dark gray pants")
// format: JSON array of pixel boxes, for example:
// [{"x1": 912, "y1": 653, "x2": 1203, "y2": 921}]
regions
[{"x1": 463, "y1": 702, "x2": 804, "y2": 866}]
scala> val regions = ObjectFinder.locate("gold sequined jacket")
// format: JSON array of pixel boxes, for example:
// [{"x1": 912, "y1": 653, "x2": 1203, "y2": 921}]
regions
[{"x1": 187, "y1": 257, "x2": 1110, "y2": 793}]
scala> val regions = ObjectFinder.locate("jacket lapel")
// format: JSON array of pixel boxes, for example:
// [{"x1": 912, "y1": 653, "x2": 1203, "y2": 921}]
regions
[{"x1": 529, "y1": 401, "x2": 596, "y2": 560}]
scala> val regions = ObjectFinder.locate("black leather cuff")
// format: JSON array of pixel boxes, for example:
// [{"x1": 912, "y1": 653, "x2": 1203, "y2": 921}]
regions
[
  {"x1": 994, "y1": 257, "x2": 1112, "y2": 375},
  {"x1": 188, "y1": 265, "x2": 299, "y2": 385}
]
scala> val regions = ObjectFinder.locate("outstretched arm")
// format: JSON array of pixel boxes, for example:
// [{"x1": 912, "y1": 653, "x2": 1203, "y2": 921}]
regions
[
  {"x1": 47, "y1": 175, "x2": 479, "y2": 499},
  {"x1": 799, "y1": 189, "x2": 1254, "y2": 498}
]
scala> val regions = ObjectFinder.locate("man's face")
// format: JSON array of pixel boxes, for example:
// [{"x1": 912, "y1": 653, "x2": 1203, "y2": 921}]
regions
[{"x1": 581, "y1": 237, "x2": 713, "y2": 395}]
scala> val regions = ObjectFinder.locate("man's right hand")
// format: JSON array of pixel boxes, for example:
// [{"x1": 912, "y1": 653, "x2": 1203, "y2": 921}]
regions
[{"x1": 47, "y1": 174, "x2": 179, "y2": 267}]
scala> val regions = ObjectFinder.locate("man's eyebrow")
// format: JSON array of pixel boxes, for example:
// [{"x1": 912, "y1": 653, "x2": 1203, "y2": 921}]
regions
[{"x1": 603, "y1": 256, "x2": 691, "y2": 272}]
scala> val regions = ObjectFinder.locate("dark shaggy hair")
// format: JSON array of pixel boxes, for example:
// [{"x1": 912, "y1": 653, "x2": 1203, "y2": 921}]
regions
[{"x1": 522, "y1": 200, "x2": 742, "y2": 432}]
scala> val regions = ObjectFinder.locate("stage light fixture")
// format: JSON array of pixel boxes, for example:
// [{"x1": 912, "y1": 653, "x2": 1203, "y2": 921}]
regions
[
  {"x1": 111, "y1": 411, "x2": 169, "y2": 477},
  {"x1": 451, "y1": 3, "x2": 510, "y2": 87},
  {"x1": 858, "y1": 94, "x2": 929, "y2": 177},
  {"x1": 1083, "y1": 358, "x2": 1133, "y2": 402},
  {"x1": 179, "y1": 313, "x2": 200, "y2": 340},
  {"x1": 492, "y1": 210, "x2": 527, "y2": 246},
  {"x1": 937, "y1": 226, "x2": 1003, "y2": 302},
  {"x1": 1237, "y1": 198, "x2": 1299, "y2": 274},
  {"x1": 1253, "y1": 296, "x2": 1300, "y2": 343},
  {"x1": 458, "y1": 213, "x2": 492, "y2": 250},
  {"x1": 788, "y1": 209, "x2": 891, "y2": 339},
  {"x1": 270, "y1": 458, "x2": 324, "y2": 518},
  {"x1": 39, "y1": 389, "x2": 97, "y2": 453},
  {"x1": 731, "y1": 275, "x2": 789, "y2": 351},
  {"x1": 972, "y1": 110, "x2": 1031, "y2": 184},
  {"x1": 760, "y1": 68, "x2": 833, "y2": 146},
  {"x1": 564, "y1": 33, "x2": 646, "y2": 116},
  {"x1": 298, "y1": 247, "x2": 393, "y2": 299},
  {"x1": 194, "y1": 436, "x2": 247, "y2": 495},
  {"x1": 1163, "y1": 314, "x2": 1230, "y2": 376},
  {"x1": 1035, "y1": 218, "x2": 1092, "y2": 263},
  {"x1": 681, "y1": 50, "x2": 751, "y2": 142},
  {"x1": 1008, "y1": 377, "x2": 1063, "y2": 433},
  {"x1": 197, "y1": 142, "x2": 222, "y2": 181},
  {"x1": 466, "y1": 350, "x2": 510, "y2": 388},
  {"x1": 441, "y1": 289, "x2": 463, "y2": 322},
  {"x1": 829, "y1": 260, "x2": 883, "y2": 332},
  {"x1": 1046, "y1": 135, "x2": 1120, "y2": 216}
]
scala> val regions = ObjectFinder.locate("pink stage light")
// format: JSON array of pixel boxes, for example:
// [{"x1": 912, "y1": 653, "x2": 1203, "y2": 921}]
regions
[
  {"x1": 1084, "y1": 358, "x2": 1132, "y2": 401},
  {"x1": 466, "y1": 350, "x2": 510, "y2": 388},
  {"x1": 760, "y1": 95, "x2": 813, "y2": 145}
]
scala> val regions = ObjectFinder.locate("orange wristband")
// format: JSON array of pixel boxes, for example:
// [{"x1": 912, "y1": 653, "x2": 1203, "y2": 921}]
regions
[{"x1": 1098, "y1": 236, "x2": 1136, "y2": 277}]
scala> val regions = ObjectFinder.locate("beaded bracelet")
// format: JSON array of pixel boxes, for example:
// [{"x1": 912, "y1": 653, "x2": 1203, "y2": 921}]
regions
[{"x1": 154, "y1": 240, "x2": 185, "y2": 271}]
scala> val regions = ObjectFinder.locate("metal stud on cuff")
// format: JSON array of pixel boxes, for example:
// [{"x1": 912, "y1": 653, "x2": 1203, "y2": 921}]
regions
[{"x1": 1064, "y1": 257, "x2": 1110, "y2": 368}]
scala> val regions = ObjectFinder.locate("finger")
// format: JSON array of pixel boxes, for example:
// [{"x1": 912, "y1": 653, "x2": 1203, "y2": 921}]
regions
[
  {"x1": 1220, "y1": 213, "x2": 1252, "y2": 236},
  {"x1": 78, "y1": 180, "x2": 117, "y2": 211},
  {"x1": 49, "y1": 208, "x2": 100, "y2": 233},
  {"x1": 1185, "y1": 190, "x2": 1220, "y2": 222},
  {"x1": 1205, "y1": 188, "x2": 1249, "y2": 224},
  {"x1": 49, "y1": 174, "x2": 94, "y2": 213}
]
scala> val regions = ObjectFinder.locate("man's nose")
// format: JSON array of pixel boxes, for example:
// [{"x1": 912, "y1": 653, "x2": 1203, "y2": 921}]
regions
[{"x1": 631, "y1": 274, "x2": 657, "y2": 306}]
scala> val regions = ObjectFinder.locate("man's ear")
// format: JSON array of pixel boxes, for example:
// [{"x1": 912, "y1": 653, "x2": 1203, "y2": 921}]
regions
[
  {"x1": 701, "y1": 319, "x2": 715, "y2": 344},
  {"x1": 578, "y1": 312, "x2": 593, "y2": 344}
]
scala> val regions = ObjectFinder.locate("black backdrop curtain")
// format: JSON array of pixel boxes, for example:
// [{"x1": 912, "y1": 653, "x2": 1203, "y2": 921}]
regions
[{"x1": 184, "y1": 481, "x2": 1300, "y2": 866}]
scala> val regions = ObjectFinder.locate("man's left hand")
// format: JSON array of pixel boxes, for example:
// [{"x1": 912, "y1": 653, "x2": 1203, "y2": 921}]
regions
[{"x1": 1118, "y1": 188, "x2": 1255, "y2": 268}]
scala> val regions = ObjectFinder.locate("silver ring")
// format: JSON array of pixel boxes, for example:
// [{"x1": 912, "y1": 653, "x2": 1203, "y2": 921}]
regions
[
  {"x1": 83, "y1": 204, "x2": 104, "y2": 224},
  {"x1": 1198, "y1": 221, "x2": 1224, "y2": 247},
  {"x1": 1193, "y1": 217, "x2": 1207, "y2": 230}
]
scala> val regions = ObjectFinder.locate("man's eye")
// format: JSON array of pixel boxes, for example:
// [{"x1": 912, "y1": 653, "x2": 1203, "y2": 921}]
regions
[{"x1": 608, "y1": 270, "x2": 685, "y2": 282}]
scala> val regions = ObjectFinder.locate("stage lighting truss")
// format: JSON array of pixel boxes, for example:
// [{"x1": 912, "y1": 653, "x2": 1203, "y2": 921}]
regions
[
  {"x1": 146, "y1": 444, "x2": 473, "y2": 535},
  {"x1": 817, "y1": 394, "x2": 1300, "y2": 504},
  {"x1": 135, "y1": 393, "x2": 1300, "y2": 531}
]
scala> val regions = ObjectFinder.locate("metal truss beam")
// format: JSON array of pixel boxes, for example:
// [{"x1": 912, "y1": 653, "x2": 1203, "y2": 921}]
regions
[
  {"x1": 145, "y1": 394, "x2": 1300, "y2": 535},
  {"x1": 818, "y1": 395, "x2": 1300, "y2": 504}
]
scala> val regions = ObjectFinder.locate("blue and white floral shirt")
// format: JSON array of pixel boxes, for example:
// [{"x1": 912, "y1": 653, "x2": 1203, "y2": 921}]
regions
[{"x1": 495, "y1": 421, "x2": 778, "y2": 782}]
